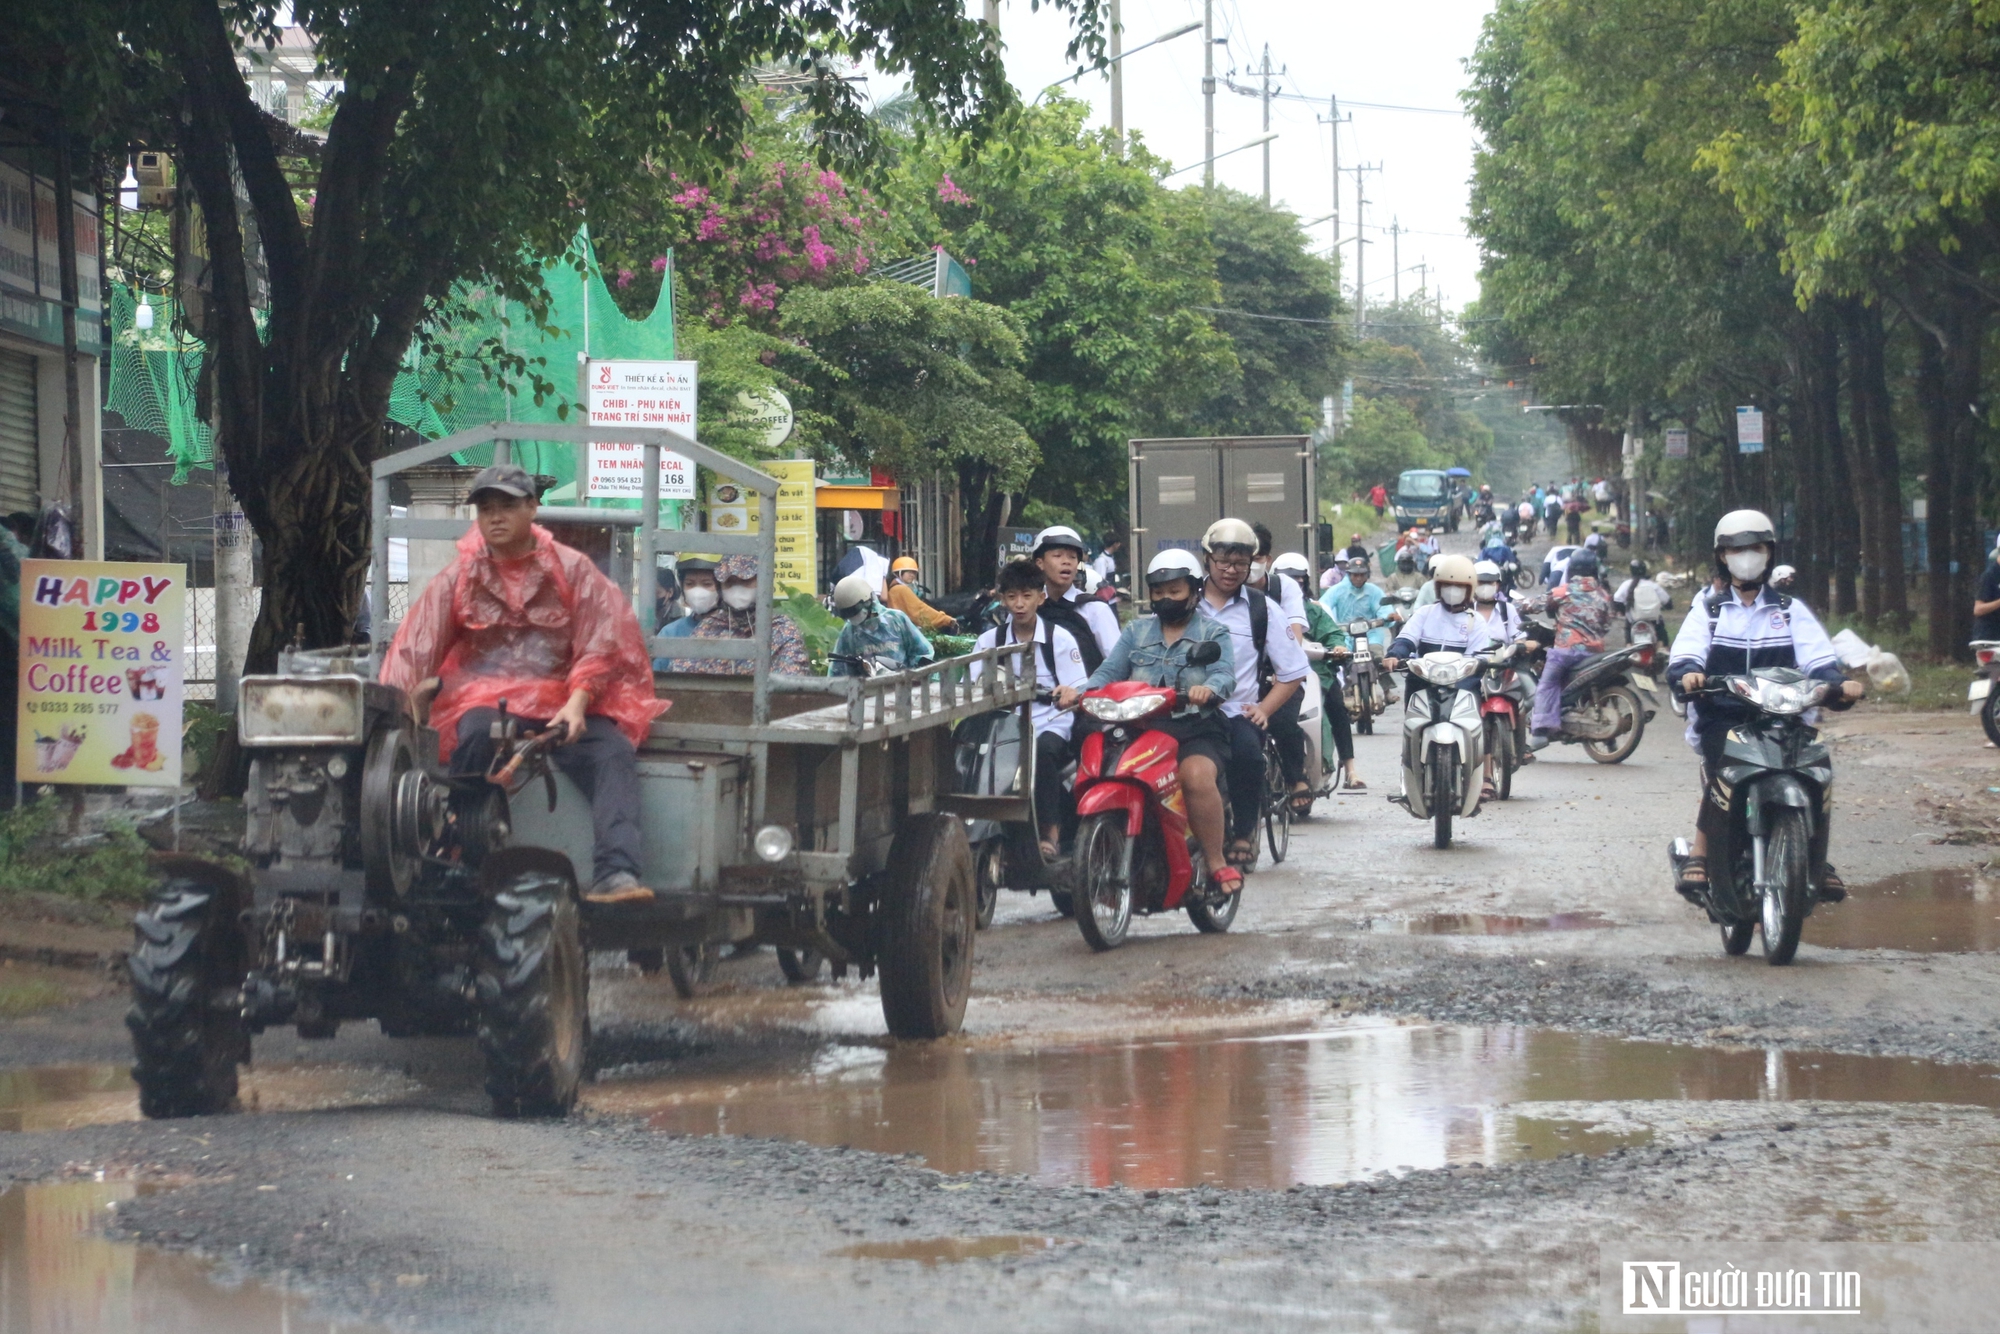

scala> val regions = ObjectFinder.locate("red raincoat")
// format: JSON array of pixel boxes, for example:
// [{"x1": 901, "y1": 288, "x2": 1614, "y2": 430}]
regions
[{"x1": 382, "y1": 525, "x2": 667, "y2": 759}]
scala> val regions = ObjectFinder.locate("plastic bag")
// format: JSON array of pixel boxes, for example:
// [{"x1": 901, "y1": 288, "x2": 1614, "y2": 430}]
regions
[
  {"x1": 1828, "y1": 627, "x2": 1876, "y2": 671},
  {"x1": 1864, "y1": 649, "x2": 1911, "y2": 695}
]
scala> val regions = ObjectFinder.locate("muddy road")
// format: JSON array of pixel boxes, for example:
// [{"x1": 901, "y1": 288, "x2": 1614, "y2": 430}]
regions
[{"x1": 2, "y1": 530, "x2": 1999, "y2": 1331}]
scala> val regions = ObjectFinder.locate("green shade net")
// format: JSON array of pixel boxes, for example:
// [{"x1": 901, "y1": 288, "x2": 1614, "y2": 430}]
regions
[{"x1": 107, "y1": 229, "x2": 675, "y2": 499}]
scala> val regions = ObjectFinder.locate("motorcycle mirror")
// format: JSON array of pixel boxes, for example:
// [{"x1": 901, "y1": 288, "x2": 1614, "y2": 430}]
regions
[{"x1": 1187, "y1": 640, "x2": 1223, "y2": 667}]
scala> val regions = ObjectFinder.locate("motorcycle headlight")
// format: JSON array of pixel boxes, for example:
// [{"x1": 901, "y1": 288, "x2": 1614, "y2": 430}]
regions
[
  {"x1": 1412, "y1": 657, "x2": 1478, "y2": 685},
  {"x1": 1348, "y1": 621, "x2": 1371, "y2": 637},
  {"x1": 1082, "y1": 691, "x2": 1174, "y2": 723},
  {"x1": 1730, "y1": 677, "x2": 1826, "y2": 715}
]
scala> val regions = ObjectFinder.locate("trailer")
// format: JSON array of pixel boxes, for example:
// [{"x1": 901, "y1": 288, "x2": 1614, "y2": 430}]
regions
[
  {"x1": 127, "y1": 424, "x2": 1036, "y2": 1122},
  {"x1": 1127, "y1": 434, "x2": 1318, "y2": 579}
]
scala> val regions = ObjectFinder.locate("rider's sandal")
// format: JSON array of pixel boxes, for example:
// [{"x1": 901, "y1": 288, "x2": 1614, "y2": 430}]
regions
[
  {"x1": 1480, "y1": 780, "x2": 1499, "y2": 802},
  {"x1": 1212, "y1": 865, "x2": 1245, "y2": 895},
  {"x1": 1817, "y1": 864, "x2": 1848, "y2": 903},
  {"x1": 1039, "y1": 839, "x2": 1060, "y2": 861},
  {"x1": 1673, "y1": 856, "x2": 1708, "y2": 905},
  {"x1": 1290, "y1": 785, "x2": 1316, "y2": 816},
  {"x1": 1342, "y1": 775, "x2": 1368, "y2": 790},
  {"x1": 1227, "y1": 838, "x2": 1258, "y2": 869}
]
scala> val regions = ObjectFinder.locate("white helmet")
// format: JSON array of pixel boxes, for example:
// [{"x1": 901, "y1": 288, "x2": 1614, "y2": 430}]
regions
[
  {"x1": 1146, "y1": 548, "x2": 1205, "y2": 587},
  {"x1": 1077, "y1": 565, "x2": 1101, "y2": 594},
  {"x1": 1202, "y1": 517, "x2": 1258, "y2": 554},
  {"x1": 1770, "y1": 563, "x2": 1797, "y2": 588},
  {"x1": 1032, "y1": 525, "x2": 1086, "y2": 558},
  {"x1": 832, "y1": 571, "x2": 876, "y2": 615},
  {"x1": 1270, "y1": 551, "x2": 1311, "y2": 578},
  {"x1": 1431, "y1": 553, "x2": 1477, "y2": 588},
  {"x1": 1473, "y1": 559, "x2": 1502, "y2": 582},
  {"x1": 1713, "y1": 509, "x2": 1776, "y2": 551}
]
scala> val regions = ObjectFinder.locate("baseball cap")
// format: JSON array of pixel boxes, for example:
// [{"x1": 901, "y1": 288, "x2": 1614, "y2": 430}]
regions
[{"x1": 465, "y1": 462, "x2": 538, "y2": 503}]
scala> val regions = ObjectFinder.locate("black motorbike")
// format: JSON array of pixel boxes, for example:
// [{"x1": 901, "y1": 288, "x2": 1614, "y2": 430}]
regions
[
  {"x1": 1524, "y1": 618, "x2": 1658, "y2": 763},
  {"x1": 1669, "y1": 668, "x2": 1843, "y2": 964}
]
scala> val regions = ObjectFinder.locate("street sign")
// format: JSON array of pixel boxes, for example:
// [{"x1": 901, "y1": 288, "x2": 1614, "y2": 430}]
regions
[
  {"x1": 585, "y1": 359, "x2": 697, "y2": 498},
  {"x1": 18, "y1": 561, "x2": 186, "y2": 787},
  {"x1": 1664, "y1": 427, "x2": 1689, "y2": 459},
  {"x1": 1735, "y1": 406, "x2": 1765, "y2": 454}
]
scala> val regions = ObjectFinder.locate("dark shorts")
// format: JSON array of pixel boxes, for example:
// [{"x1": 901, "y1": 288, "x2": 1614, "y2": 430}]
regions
[{"x1": 1157, "y1": 712, "x2": 1230, "y2": 773}]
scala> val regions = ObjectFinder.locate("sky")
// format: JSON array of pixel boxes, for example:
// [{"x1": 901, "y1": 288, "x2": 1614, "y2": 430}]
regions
[{"x1": 858, "y1": 0, "x2": 1497, "y2": 316}]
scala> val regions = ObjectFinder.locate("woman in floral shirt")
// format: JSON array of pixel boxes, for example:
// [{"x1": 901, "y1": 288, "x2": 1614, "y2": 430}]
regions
[{"x1": 1529, "y1": 549, "x2": 1612, "y2": 743}]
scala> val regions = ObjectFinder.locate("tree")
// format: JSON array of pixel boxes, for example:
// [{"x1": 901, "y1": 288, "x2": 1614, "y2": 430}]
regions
[
  {"x1": 888, "y1": 99, "x2": 1239, "y2": 552},
  {"x1": 10, "y1": 0, "x2": 1103, "y2": 670},
  {"x1": 1183, "y1": 189, "x2": 1346, "y2": 437}
]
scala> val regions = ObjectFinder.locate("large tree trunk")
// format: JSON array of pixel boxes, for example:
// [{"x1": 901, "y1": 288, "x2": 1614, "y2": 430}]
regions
[
  {"x1": 956, "y1": 459, "x2": 1005, "y2": 589},
  {"x1": 1912, "y1": 289, "x2": 1983, "y2": 660},
  {"x1": 1839, "y1": 302, "x2": 1882, "y2": 624},
  {"x1": 1808, "y1": 312, "x2": 1858, "y2": 614},
  {"x1": 1855, "y1": 304, "x2": 1909, "y2": 626}
]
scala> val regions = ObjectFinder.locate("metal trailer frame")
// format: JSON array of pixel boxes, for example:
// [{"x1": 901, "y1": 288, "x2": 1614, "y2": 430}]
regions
[{"x1": 367, "y1": 423, "x2": 1037, "y2": 947}]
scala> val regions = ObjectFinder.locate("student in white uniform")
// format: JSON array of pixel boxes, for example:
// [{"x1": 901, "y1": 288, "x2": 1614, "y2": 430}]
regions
[
  {"x1": 1033, "y1": 525, "x2": 1121, "y2": 666},
  {"x1": 972, "y1": 559, "x2": 1089, "y2": 858}
]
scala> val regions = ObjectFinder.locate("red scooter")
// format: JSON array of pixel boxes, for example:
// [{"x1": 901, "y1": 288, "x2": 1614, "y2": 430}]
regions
[
  {"x1": 1479, "y1": 642, "x2": 1531, "y2": 799},
  {"x1": 1067, "y1": 642, "x2": 1240, "y2": 951}
]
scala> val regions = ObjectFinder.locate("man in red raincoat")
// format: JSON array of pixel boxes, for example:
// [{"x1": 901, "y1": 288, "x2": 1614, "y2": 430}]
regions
[{"x1": 382, "y1": 463, "x2": 667, "y2": 905}]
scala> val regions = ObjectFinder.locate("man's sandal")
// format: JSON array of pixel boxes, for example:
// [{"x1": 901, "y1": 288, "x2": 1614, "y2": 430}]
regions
[
  {"x1": 1674, "y1": 855, "x2": 1708, "y2": 905},
  {"x1": 1817, "y1": 864, "x2": 1848, "y2": 903},
  {"x1": 1290, "y1": 784, "x2": 1316, "y2": 816},
  {"x1": 1212, "y1": 865, "x2": 1245, "y2": 895},
  {"x1": 1226, "y1": 838, "x2": 1258, "y2": 869}
]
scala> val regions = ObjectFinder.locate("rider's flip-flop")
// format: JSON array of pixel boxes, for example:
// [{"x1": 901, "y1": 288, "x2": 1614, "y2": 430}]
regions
[
  {"x1": 1674, "y1": 855, "x2": 1708, "y2": 903},
  {"x1": 1212, "y1": 865, "x2": 1245, "y2": 895}
]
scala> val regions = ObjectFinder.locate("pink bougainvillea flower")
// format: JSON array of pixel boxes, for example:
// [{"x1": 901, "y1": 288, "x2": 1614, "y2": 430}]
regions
[
  {"x1": 615, "y1": 267, "x2": 634, "y2": 289},
  {"x1": 651, "y1": 255, "x2": 668, "y2": 272},
  {"x1": 936, "y1": 174, "x2": 972, "y2": 205}
]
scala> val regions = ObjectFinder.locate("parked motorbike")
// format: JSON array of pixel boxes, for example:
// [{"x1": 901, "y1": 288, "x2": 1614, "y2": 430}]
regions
[
  {"x1": 1969, "y1": 640, "x2": 2000, "y2": 747},
  {"x1": 1389, "y1": 649, "x2": 1494, "y2": 849},
  {"x1": 1067, "y1": 642, "x2": 1242, "y2": 951},
  {"x1": 1479, "y1": 643, "x2": 1532, "y2": 799},
  {"x1": 1668, "y1": 668, "x2": 1844, "y2": 964}
]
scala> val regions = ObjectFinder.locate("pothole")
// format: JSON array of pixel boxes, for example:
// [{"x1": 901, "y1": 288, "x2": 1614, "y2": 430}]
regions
[
  {"x1": 1365, "y1": 911, "x2": 1614, "y2": 935},
  {"x1": 0, "y1": 1180, "x2": 378, "y2": 1331},
  {"x1": 835, "y1": 1235, "x2": 1063, "y2": 1264},
  {"x1": 588, "y1": 1018, "x2": 2000, "y2": 1188},
  {"x1": 1806, "y1": 869, "x2": 2000, "y2": 953}
]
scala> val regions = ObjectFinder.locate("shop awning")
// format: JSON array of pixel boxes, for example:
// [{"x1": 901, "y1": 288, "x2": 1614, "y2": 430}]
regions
[{"x1": 816, "y1": 484, "x2": 900, "y2": 510}]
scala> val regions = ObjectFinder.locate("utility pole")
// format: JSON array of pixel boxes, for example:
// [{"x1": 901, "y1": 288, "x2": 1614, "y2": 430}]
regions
[
  {"x1": 1109, "y1": 0, "x2": 1124, "y2": 152},
  {"x1": 1325, "y1": 96, "x2": 1342, "y2": 249},
  {"x1": 1345, "y1": 163, "x2": 1379, "y2": 333},
  {"x1": 1202, "y1": 0, "x2": 1215, "y2": 188},
  {"x1": 1260, "y1": 45, "x2": 1275, "y2": 205},
  {"x1": 983, "y1": 0, "x2": 999, "y2": 49},
  {"x1": 1391, "y1": 218, "x2": 1401, "y2": 306}
]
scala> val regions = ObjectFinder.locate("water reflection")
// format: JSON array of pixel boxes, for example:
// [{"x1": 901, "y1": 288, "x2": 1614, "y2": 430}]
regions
[
  {"x1": 0, "y1": 1181, "x2": 379, "y2": 1333},
  {"x1": 594, "y1": 1019, "x2": 2000, "y2": 1189},
  {"x1": 1807, "y1": 868, "x2": 2000, "y2": 953},
  {"x1": 1367, "y1": 912, "x2": 1614, "y2": 936}
]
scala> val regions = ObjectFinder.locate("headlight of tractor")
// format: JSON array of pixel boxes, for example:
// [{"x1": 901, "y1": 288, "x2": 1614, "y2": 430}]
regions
[{"x1": 238, "y1": 677, "x2": 366, "y2": 746}]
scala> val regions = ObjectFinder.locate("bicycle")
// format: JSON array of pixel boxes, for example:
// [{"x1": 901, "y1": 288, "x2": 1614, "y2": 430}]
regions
[{"x1": 1261, "y1": 727, "x2": 1291, "y2": 864}]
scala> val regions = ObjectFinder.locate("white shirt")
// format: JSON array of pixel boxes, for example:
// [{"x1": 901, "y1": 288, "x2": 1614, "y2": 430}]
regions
[
  {"x1": 1201, "y1": 585, "x2": 1311, "y2": 717},
  {"x1": 1592, "y1": 480, "x2": 1612, "y2": 502},
  {"x1": 1475, "y1": 596, "x2": 1526, "y2": 642},
  {"x1": 1391, "y1": 602, "x2": 1499, "y2": 656},
  {"x1": 1090, "y1": 551, "x2": 1118, "y2": 580},
  {"x1": 1062, "y1": 586, "x2": 1122, "y2": 658},
  {"x1": 1614, "y1": 577, "x2": 1669, "y2": 618},
  {"x1": 972, "y1": 619, "x2": 1087, "y2": 740},
  {"x1": 1260, "y1": 573, "x2": 1309, "y2": 628},
  {"x1": 1667, "y1": 586, "x2": 1840, "y2": 745}
]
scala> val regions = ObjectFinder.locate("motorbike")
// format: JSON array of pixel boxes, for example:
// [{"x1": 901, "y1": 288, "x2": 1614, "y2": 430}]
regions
[
  {"x1": 1668, "y1": 669, "x2": 1843, "y2": 964},
  {"x1": 1295, "y1": 642, "x2": 1346, "y2": 816},
  {"x1": 1067, "y1": 641, "x2": 1243, "y2": 951},
  {"x1": 1389, "y1": 649, "x2": 1495, "y2": 849},
  {"x1": 1479, "y1": 643, "x2": 1532, "y2": 799},
  {"x1": 1502, "y1": 556, "x2": 1535, "y2": 592},
  {"x1": 1342, "y1": 614, "x2": 1392, "y2": 735},
  {"x1": 1969, "y1": 640, "x2": 2000, "y2": 747},
  {"x1": 1524, "y1": 618, "x2": 1658, "y2": 763}
]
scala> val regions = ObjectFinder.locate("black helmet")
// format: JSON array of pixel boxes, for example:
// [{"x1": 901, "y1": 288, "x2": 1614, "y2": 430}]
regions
[
  {"x1": 1629, "y1": 559, "x2": 1647, "y2": 578},
  {"x1": 1567, "y1": 551, "x2": 1600, "y2": 580}
]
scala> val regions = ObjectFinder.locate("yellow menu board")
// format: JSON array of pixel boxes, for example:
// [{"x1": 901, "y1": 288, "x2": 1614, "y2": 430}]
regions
[
  {"x1": 767, "y1": 460, "x2": 817, "y2": 597},
  {"x1": 17, "y1": 561, "x2": 186, "y2": 787}
]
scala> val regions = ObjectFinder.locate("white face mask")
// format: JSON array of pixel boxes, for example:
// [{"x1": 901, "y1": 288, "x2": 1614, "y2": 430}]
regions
[
  {"x1": 1475, "y1": 583, "x2": 1498, "y2": 603},
  {"x1": 1250, "y1": 560, "x2": 1269, "y2": 583},
  {"x1": 1725, "y1": 549, "x2": 1769, "y2": 583},
  {"x1": 682, "y1": 585, "x2": 718, "y2": 614},
  {"x1": 722, "y1": 583, "x2": 757, "y2": 611},
  {"x1": 1438, "y1": 584, "x2": 1470, "y2": 608}
]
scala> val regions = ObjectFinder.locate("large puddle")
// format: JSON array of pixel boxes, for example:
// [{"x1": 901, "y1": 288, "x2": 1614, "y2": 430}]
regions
[
  {"x1": 588, "y1": 1018, "x2": 2000, "y2": 1189},
  {"x1": 1807, "y1": 868, "x2": 2000, "y2": 953},
  {"x1": 1367, "y1": 911, "x2": 1613, "y2": 936},
  {"x1": 0, "y1": 1062, "x2": 425, "y2": 1132},
  {"x1": 0, "y1": 1180, "x2": 378, "y2": 1332}
]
